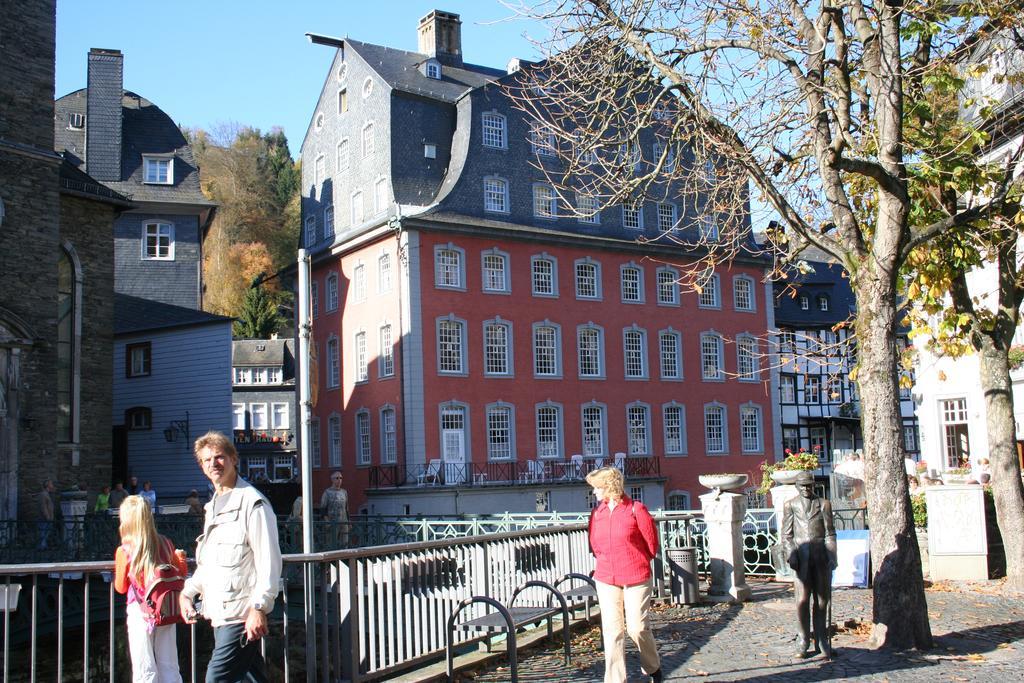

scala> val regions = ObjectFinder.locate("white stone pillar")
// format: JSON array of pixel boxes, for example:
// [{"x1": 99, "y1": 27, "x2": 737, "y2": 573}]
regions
[
  {"x1": 770, "y1": 484, "x2": 799, "y2": 582},
  {"x1": 700, "y1": 491, "x2": 752, "y2": 602}
]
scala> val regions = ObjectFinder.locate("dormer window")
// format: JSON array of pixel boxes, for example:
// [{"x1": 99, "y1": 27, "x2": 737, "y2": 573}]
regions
[
  {"x1": 68, "y1": 112, "x2": 86, "y2": 130},
  {"x1": 424, "y1": 60, "x2": 442, "y2": 79},
  {"x1": 143, "y1": 156, "x2": 173, "y2": 184}
]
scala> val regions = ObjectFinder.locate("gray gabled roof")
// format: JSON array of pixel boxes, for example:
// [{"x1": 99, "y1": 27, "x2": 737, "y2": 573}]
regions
[
  {"x1": 114, "y1": 293, "x2": 233, "y2": 335},
  {"x1": 232, "y1": 338, "x2": 293, "y2": 366},
  {"x1": 59, "y1": 157, "x2": 133, "y2": 207}
]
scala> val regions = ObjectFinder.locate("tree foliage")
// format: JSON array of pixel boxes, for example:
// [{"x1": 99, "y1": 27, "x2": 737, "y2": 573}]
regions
[{"x1": 233, "y1": 280, "x2": 283, "y2": 340}]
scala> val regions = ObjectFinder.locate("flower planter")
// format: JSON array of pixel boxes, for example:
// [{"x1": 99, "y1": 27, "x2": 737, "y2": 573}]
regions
[
  {"x1": 942, "y1": 473, "x2": 970, "y2": 485},
  {"x1": 771, "y1": 470, "x2": 802, "y2": 486},
  {"x1": 699, "y1": 473, "x2": 749, "y2": 494}
]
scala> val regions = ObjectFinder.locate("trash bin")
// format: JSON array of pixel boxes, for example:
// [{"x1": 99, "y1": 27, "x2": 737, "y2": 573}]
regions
[{"x1": 666, "y1": 546, "x2": 699, "y2": 605}]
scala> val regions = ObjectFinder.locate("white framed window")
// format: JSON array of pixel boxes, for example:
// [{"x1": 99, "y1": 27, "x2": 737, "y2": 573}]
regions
[
  {"x1": 251, "y1": 367, "x2": 267, "y2": 384},
  {"x1": 622, "y1": 203, "x2": 644, "y2": 230},
  {"x1": 426, "y1": 61, "x2": 441, "y2": 79},
  {"x1": 437, "y1": 315, "x2": 467, "y2": 375},
  {"x1": 805, "y1": 375, "x2": 821, "y2": 403},
  {"x1": 618, "y1": 143, "x2": 641, "y2": 173},
  {"x1": 659, "y1": 329, "x2": 682, "y2": 380},
  {"x1": 424, "y1": 143, "x2": 437, "y2": 158},
  {"x1": 337, "y1": 139, "x2": 350, "y2": 171},
  {"x1": 337, "y1": 88, "x2": 348, "y2": 113},
  {"x1": 481, "y1": 249, "x2": 510, "y2": 293},
  {"x1": 143, "y1": 156, "x2": 172, "y2": 184},
  {"x1": 529, "y1": 122, "x2": 556, "y2": 156},
  {"x1": 941, "y1": 398, "x2": 970, "y2": 468},
  {"x1": 143, "y1": 222, "x2": 174, "y2": 260},
  {"x1": 314, "y1": 154, "x2": 326, "y2": 186},
  {"x1": 531, "y1": 254, "x2": 558, "y2": 297},
  {"x1": 657, "y1": 203, "x2": 678, "y2": 233},
  {"x1": 904, "y1": 424, "x2": 919, "y2": 453},
  {"x1": 486, "y1": 403, "x2": 515, "y2": 461},
  {"x1": 482, "y1": 112, "x2": 507, "y2": 149},
  {"x1": 304, "y1": 216, "x2": 316, "y2": 247},
  {"x1": 356, "y1": 411, "x2": 372, "y2": 465},
  {"x1": 484, "y1": 177, "x2": 509, "y2": 213},
  {"x1": 351, "y1": 190, "x2": 365, "y2": 224},
  {"x1": 656, "y1": 267, "x2": 679, "y2": 306},
  {"x1": 68, "y1": 112, "x2": 86, "y2": 130},
  {"x1": 701, "y1": 332, "x2": 724, "y2": 381},
  {"x1": 434, "y1": 244, "x2": 465, "y2": 290},
  {"x1": 740, "y1": 404, "x2": 763, "y2": 453},
  {"x1": 233, "y1": 367, "x2": 249, "y2": 384},
  {"x1": 326, "y1": 273, "x2": 339, "y2": 311},
  {"x1": 581, "y1": 402, "x2": 607, "y2": 457},
  {"x1": 533, "y1": 321, "x2": 561, "y2": 377},
  {"x1": 620, "y1": 264, "x2": 644, "y2": 303},
  {"x1": 663, "y1": 402, "x2": 687, "y2": 455},
  {"x1": 323, "y1": 205, "x2": 335, "y2": 239},
  {"x1": 627, "y1": 403, "x2": 651, "y2": 455},
  {"x1": 353, "y1": 263, "x2": 367, "y2": 303},
  {"x1": 311, "y1": 418, "x2": 322, "y2": 468},
  {"x1": 533, "y1": 184, "x2": 558, "y2": 219},
  {"x1": 737, "y1": 335, "x2": 759, "y2": 380},
  {"x1": 266, "y1": 367, "x2": 281, "y2": 384},
  {"x1": 271, "y1": 402, "x2": 289, "y2": 429},
  {"x1": 378, "y1": 252, "x2": 392, "y2": 293},
  {"x1": 800, "y1": 294, "x2": 810, "y2": 310},
  {"x1": 734, "y1": 276, "x2": 755, "y2": 311},
  {"x1": 379, "y1": 324, "x2": 394, "y2": 377},
  {"x1": 652, "y1": 141, "x2": 676, "y2": 172},
  {"x1": 535, "y1": 401, "x2": 563, "y2": 459},
  {"x1": 698, "y1": 270, "x2": 721, "y2": 308},
  {"x1": 380, "y1": 406, "x2": 397, "y2": 464},
  {"x1": 328, "y1": 415, "x2": 342, "y2": 467},
  {"x1": 574, "y1": 258, "x2": 601, "y2": 299},
  {"x1": 667, "y1": 490, "x2": 691, "y2": 510},
  {"x1": 623, "y1": 326, "x2": 648, "y2": 379},
  {"x1": 699, "y1": 214, "x2": 719, "y2": 241},
  {"x1": 362, "y1": 121, "x2": 375, "y2": 157},
  {"x1": 439, "y1": 403, "x2": 469, "y2": 466},
  {"x1": 232, "y1": 403, "x2": 246, "y2": 430},
  {"x1": 704, "y1": 403, "x2": 727, "y2": 454},
  {"x1": 310, "y1": 282, "x2": 319, "y2": 318},
  {"x1": 250, "y1": 403, "x2": 269, "y2": 431},
  {"x1": 374, "y1": 177, "x2": 388, "y2": 213},
  {"x1": 355, "y1": 331, "x2": 368, "y2": 382},
  {"x1": 576, "y1": 193, "x2": 600, "y2": 224},
  {"x1": 327, "y1": 337, "x2": 340, "y2": 388},
  {"x1": 780, "y1": 374, "x2": 796, "y2": 403},
  {"x1": 577, "y1": 323, "x2": 605, "y2": 378},
  {"x1": 483, "y1": 318, "x2": 513, "y2": 376},
  {"x1": 818, "y1": 294, "x2": 830, "y2": 311}
]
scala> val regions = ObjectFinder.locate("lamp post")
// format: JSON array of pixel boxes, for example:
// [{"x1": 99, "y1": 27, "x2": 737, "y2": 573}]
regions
[{"x1": 163, "y1": 411, "x2": 190, "y2": 444}]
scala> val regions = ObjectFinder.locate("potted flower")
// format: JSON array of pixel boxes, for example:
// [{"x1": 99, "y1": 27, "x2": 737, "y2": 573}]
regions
[
  {"x1": 942, "y1": 467, "x2": 971, "y2": 485},
  {"x1": 758, "y1": 447, "x2": 820, "y2": 494}
]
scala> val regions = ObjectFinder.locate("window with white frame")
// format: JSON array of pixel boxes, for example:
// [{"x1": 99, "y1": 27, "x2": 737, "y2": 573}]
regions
[
  {"x1": 536, "y1": 403, "x2": 562, "y2": 459},
  {"x1": 482, "y1": 112, "x2": 507, "y2": 148},
  {"x1": 440, "y1": 404, "x2": 468, "y2": 464},
  {"x1": 374, "y1": 178, "x2": 388, "y2": 213},
  {"x1": 426, "y1": 61, "x2": 441, "y2": 79},
  {"x1": 699, "y1": 214, "x2": 719, "y2": 241},
  {"x1": 328, "y1": 415, "x2": 342, "y2": 467},
  {"x1": 380, "y1": 407, "x2": 397, "y2": 464},
  {"x1": 484, "y1": 177, "x2": 509, "y2": 213},
  {"x1": 529, "y1": 122, "x2": 556, "y2": 156},
  {"x1": 311, "y1": 282, "x2": 319, "y2": 318},
  {"x1": 143, "y1": 222, "x2": 174, "y2": 260},
  {"x1": 324, "y1": 205, "x2": 335, "y2": 239},
  {"x1": 326, "y1": 273, "x2": 339, "y2": 311},
  {"x1": 734, "y1": 276, "x2": 754, "y2": 311},
  {"x1": 327, "y1": 337, "x2": 340, "y2": 388},
  {"x1": 576, "y1": 193, "x2": 600, "y2": 224},
  {"x1": 622, "y1": 202, "x2": 643, "y2": 230},
  {"x1": 621, "y1": 265, "x2": 643, "y2": 303},
  {"x1": 701, "y1": 332, "x2": 724, "y2": 380},
  {"x1": 143, "y1": 156, "x2": 172, "y2": 184},
  {"x1": 659, "y1": 329, "x2": 682, "y2": 379},
  {"x1": 484, "y1": 319, "x2": 512, "y2": 376},
  {"x1": 805, "y1": 375, "x2": 821, "y2": 404},
  {"x1": 531, "y1": 255, "x2": 557, "y2": 296},
  {"x1": 698, "y1": 270, "x2": 721, "y2": 308},
  {"x1": 667, "y1": 491, "x2": 690, "y2": 510},
  {"x1": 232, "y1": 403, "x2": 246, "y2": 430},
  {"x1": 809, "y1": 426, "x2": 827, "y2": 457},
  {"x1": 437, "y1": 317, "x2": 466, "y2": 374},
  {"x1": 379, "y1": 324, "x2": 394, "y2": 377},
  {"x1": 657, "y1": 203, "x2": 677, "y2": 232},
  {"x1": 486, "y1": 404, "x2": 514, "y2": 460},
  {"x1": 354, "y1": 331, "x2": 368, "y2": 382},
  {"x1": 337, "y1": 139, "x2": 350, "y2": 171},
  {"x1": 362, "y1": 122, "x2": 375, "y2": 157},
  {"x1": 582, "y1": 403, "x2": 606, "y2": 457},
  {"x1": 629, "y1": 486, "x2": 644, "y2": 503},
  {"x1": 356, "y1": 411, "x2": 371, "y2": 465},
  {"x1": 623, "y1": 327, "x2": 647, "y2": 378},
  {"x1": 351, "y1": 191, "x2": 364, "y2": 224},
  {"x1": 780, "y1": 374, "x2": 796, "y2": 403},
  {"x1": 311, "y1": 418, "x2": 321, "y2": 467},
  {"x1": 353, "y1": 263, "x2": 366, "y2": 303},
  {"x1": 271, "y1": 403, "x2": 288, "y2": 429},
  {"x1": 704, "y1": 404, "x2": 726, "y2": 454},
  {"x1": 577, "y1": 324, "x2": 604, "y2": 378},
  {"x1": 435, "y1": 245, "x2": 464, "y2": 289},
  {"x1": 903, "y1": 424, "x2": 919, "y2": 453},
  {"x1": 652, "y1": 141, "x2": 676, "y2": 172},
  {"x1": 663, "y1": 403, "x2": 686, "y2": 455},
  {"x1": 314, "y1": 155, "x2": 325, "y2": 186},
  {"x1": 482, "y1": 251, "x2": 509, "y2": 292},
  {"x1": 737, "y1": 336, "x2": 759, "y2": 380},
  {"x1": 740, "y1": 404, "x2": 763, "y2": 453},
  {"x1": 627, "y1": 403, "x2": 650, "y2": 455},
  {"x1": 818, "y1": 294, "x2": 830, "y2": 311},
  {"x1": 656, "y1": 267, "x2": 679, "y2": 305},
  {"x1": 533, "y1": 184, "x2": 558, "y2": 219},
  {"x1": 251, "y1": 403, "x2": 269, "y2": 430},
  {"x1": 304, "y1": 216, "x2": 316, "y2": 247},
  {"x1": 575, "y1": 259, "x2": 600, "y2": 299},
  {"x1": 378, "y1": 253, "x2": 392, "y2": 293},
  {"x1": 941, "y1": 397, "x2": 970, "y2": 468},
  {"x1": 533, "y1": 322, "x2": 560, "y2": 377},
  {"x1": 619, "y1": 143, "x2": 641, "y2": 173},
  {"x1": 800, "y1": 294, "x2": 809, "y2": 310}
]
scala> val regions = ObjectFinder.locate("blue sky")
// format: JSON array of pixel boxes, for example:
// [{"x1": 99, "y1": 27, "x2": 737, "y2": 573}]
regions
[{"x1": 56, "y1": 1, "x2": 545, "y2": 159}]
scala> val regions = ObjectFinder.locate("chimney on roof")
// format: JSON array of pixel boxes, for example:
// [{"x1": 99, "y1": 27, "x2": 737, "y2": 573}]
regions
[
  {"x1": 418, "y1": 10, "x2": 463, "y2": 67},
  {"x1": 85, "y1": 48, "x2": 123, "y2": 182}
]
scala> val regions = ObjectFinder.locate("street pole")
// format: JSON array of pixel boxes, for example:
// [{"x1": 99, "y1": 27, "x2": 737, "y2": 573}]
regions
[{"x1": 296, "y1": 248, "x2": 317, "y2": 681}]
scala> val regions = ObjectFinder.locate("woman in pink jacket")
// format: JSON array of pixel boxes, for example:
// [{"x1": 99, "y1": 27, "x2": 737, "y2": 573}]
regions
[{"x1": 586, "y1": 466, "x2": 662, "y2": 683}]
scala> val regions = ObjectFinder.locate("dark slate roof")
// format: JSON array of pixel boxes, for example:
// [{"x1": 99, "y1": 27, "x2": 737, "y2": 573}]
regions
[
  {"x1": 773, "y1": 260, "x2": 856, "y2": 327},
  {"x1": 232, "y1": 338, "x2": 293, "y2": 367},
  {"x1": 58, "y1": 157, "x2": 133, "y2": 207},
  {"x1": 346, "y1": 39, "x2": 505, "y2": 103},
  {"x1": 114, "y1": 293, "x2": 233, "y2": 335},
  {"x1": 54, "y1": 89, "x2": 214, "y2": 206}
]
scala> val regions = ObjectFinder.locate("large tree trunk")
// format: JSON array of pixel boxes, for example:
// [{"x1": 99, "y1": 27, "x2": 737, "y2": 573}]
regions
[
  {"x1": 975, "y1": 336, "x2": 1024, "y2": 591},
  {"x1": 855, "y1": 260, "x2": 934, "y2": 649}
]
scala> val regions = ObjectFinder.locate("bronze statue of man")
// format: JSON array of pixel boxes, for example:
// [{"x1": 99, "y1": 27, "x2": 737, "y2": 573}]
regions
[{"x1": 781, "y1": 470, "x2": 838, "y2": 659}]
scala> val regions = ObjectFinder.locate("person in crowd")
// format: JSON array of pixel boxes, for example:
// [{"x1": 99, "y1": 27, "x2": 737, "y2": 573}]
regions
[
  {"x1": 320, "y1": 472, "x2": 349, "y2": 548},
  {"x1": 109, "y1": 481, "x2": 128, "y2": 508},
  {"x1": 585, "y1": 466, "x2": 662, "y2": 683},
  {"x1": 128, "y1": 476, "x2": 139, "y2": 495},
  {"x1": 140, "y1": 481, "x2": 157, "y2": 513},
  {"x1": 972, "y1": 457, "x2": 992, "y2": 485},
  {"x1": 185, "y1": 490, "x2": 203, "y2": 516},
  {"x1": 114, "y1": 495, "x2": 187, "y2": 683},
  {"x1": 95, "y1": 485, "x2": 111, "y2": 513},
  {"x1": 180, "y1": 432, "x2": 281, "y2": 683},
  {"x1": 36, "y1": 479, "x2": 56, "y2": 550},
  {"x1": 289, "y1": 495, "x2": 303, "y2": 521}
]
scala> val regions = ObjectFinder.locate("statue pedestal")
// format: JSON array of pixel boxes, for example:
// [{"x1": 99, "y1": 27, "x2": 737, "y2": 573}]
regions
[
  {"x1": 926, "y1": 484, "x2": 988, "y2": 581},
  {"x1": 700, "y1": 491, "x2": 752, "y2": 602},
  {"x1": 770, "y1": 485, "x2": 799, "y2": 582}
]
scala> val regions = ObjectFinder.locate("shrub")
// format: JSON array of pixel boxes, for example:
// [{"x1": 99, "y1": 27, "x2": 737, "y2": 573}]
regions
[{"x1": 911, "y1": 493, "x2": 927, "y2": 528}]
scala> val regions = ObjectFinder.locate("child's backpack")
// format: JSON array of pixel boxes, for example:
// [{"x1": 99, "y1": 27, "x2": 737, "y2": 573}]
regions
[{"x1": 139, "y1": 539, "x2": 185, "y2": 627}]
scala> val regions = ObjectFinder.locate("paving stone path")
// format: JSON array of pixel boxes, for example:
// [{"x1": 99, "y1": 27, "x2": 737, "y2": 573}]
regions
[{"x1": 459, "y1": 581, "x2": 1024, "y2": 681}]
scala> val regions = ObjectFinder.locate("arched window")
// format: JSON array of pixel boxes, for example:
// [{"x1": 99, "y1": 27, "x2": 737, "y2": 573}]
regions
[{"x1": 58, "y1": 245, "x2": 81, "y2": 443}]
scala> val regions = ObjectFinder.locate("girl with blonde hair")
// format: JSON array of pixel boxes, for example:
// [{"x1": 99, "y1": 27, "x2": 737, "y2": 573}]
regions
[
  {"x1": 114, "y1": 495, "x2": 187, "y2": 682},
  {"x1": 585, "y1": 466, "x2": 662, "y2": 682}
]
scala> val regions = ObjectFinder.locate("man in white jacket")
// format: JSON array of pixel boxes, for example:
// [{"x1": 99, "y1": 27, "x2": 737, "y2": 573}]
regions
[{"x1": 180, "y1": 431, "x2": 282, "y2": 682}]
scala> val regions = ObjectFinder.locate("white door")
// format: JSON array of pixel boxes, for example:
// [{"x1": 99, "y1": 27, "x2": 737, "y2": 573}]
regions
[{"x1": 441, "y1": 407, "x2": 467, "y2": 484}]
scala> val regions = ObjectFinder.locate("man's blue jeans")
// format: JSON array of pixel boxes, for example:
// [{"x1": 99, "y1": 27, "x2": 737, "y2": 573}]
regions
[{"x1": 206, "y1": 623, "x2": 267, "y2": 683}]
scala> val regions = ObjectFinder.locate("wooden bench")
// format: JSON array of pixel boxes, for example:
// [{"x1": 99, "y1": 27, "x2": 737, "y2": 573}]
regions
[{"x1": 445, "y1": 580, "x2": 571, "y2": 682}]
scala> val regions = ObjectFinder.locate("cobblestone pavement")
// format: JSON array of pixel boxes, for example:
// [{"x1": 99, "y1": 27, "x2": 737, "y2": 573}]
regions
[{"x1": 459, "y1": 581, "x2": 1024, "y2": 681}]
